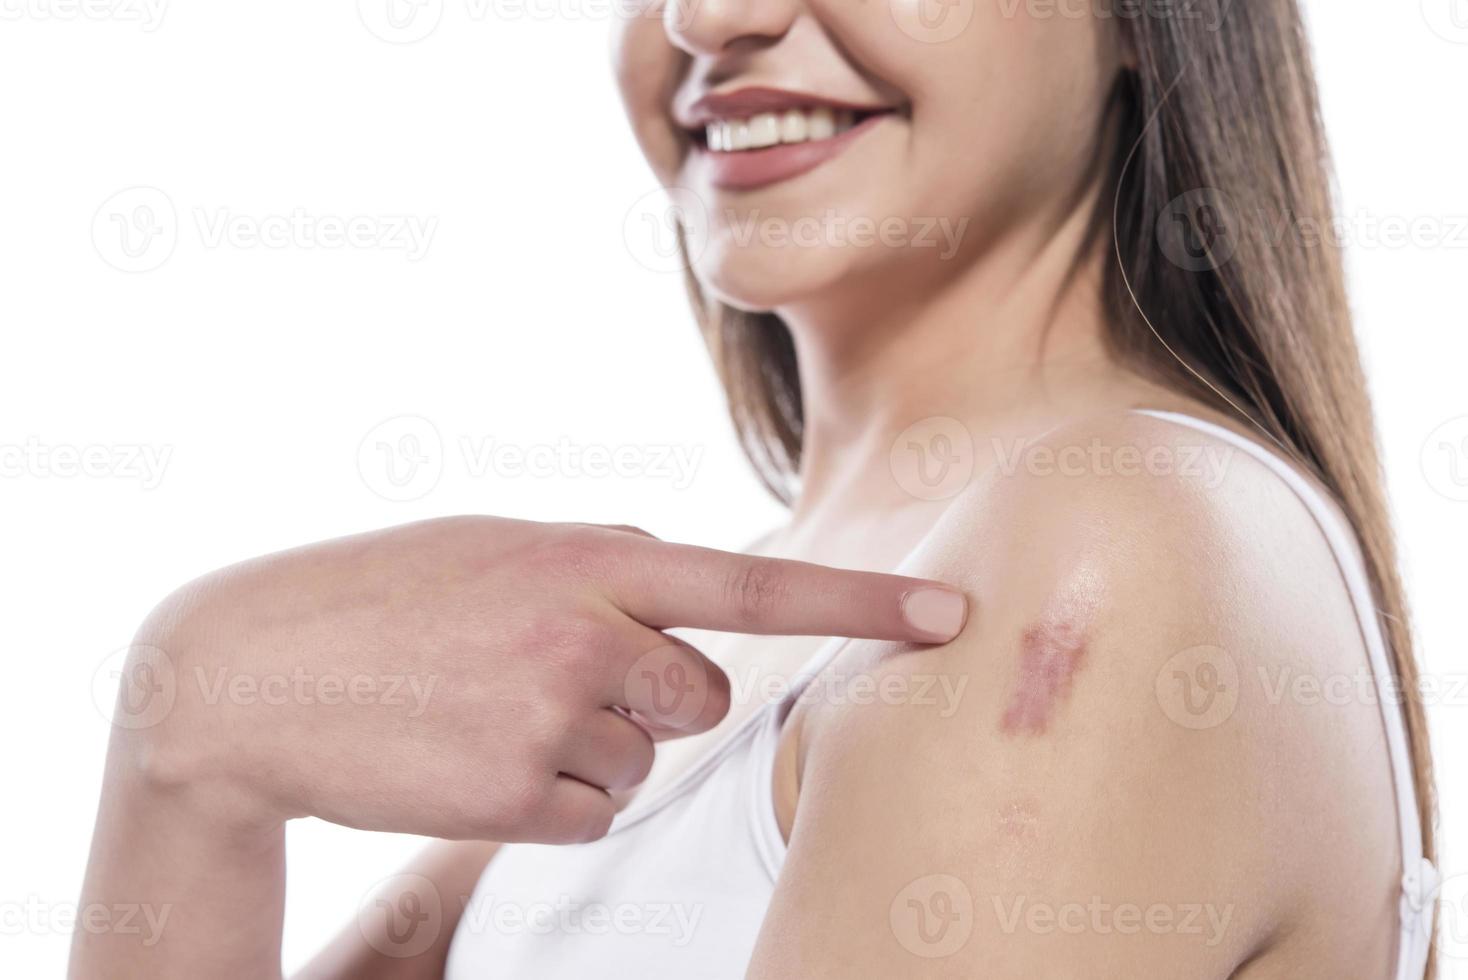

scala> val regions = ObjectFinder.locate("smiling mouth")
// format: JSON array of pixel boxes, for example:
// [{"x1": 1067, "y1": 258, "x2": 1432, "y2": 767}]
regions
[
  {"x1": 679, "y1": 88, "x2": 899, "y2": 190},
  {"x1": 694, "y1": 107, "x2": 889, "y2": 153}
]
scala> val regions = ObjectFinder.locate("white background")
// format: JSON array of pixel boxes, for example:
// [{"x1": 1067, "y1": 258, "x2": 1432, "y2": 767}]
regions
[{"x1": 0, "y1": 1, "x2": 1463, "y2": 975}]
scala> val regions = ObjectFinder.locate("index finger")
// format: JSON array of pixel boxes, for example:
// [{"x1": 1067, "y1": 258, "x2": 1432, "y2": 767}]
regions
[{"x1": 600, "y1": 538, "x2": 969, "y2": 643}]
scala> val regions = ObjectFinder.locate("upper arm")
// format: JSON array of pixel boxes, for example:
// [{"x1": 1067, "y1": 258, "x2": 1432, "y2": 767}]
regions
[{"x1": 747, "y1": 414, "x2": 1398, "y2": 978}]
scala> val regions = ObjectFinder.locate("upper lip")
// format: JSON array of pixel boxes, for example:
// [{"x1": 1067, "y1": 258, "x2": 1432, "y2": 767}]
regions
[{"x1": 676, "y1": 86, "x2": 896, "y2": 129}]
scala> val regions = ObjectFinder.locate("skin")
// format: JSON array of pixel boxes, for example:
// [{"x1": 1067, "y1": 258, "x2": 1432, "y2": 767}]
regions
[
  {"x1": 755, "y1": 415, "x2": 1400, "y2": 977},
  {"x1": 999, "y1": 619, "x2": 1090, "y2": 736},
  {"x1": 70, "y1": 519, "x2": 966, "y2": 978},
  {"x1": 75, "y1": 1, "x2": 1406, "y2": 978},
  {"x1": 615, "y1": 1, "x2": 1401, "y2": 977}
]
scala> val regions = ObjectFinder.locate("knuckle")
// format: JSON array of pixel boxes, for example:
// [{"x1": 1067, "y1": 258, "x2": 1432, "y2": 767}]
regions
[
  {"x1": 564, "y1": 795, "x2": 616, "y2": 844},
  {"x1": 417, "y1": 513, "x2": 493, "y2": 544},
  {"x1": 700, "y1": 672, "x2": 733, "y2": 728},
  {"x1": 600, "y1": 523, "x2": 654, "y2": 539},
  {"x1": 599, "y1": 727, "x2": 656, "y2": 792},
  {"x1": 578, "y1": 803, "x2": 616, "y2": 843},
  {"x1": 624, "y1": 733, "x2": 656, "y2": 787},
  {"x1": 534, "y1": 614, "x2": 616, "y2": 676},
  {"x1": 490, "y1": 769, "x2": 554, "y2": 829},
  {"x1": 521, "y1": 700, "x2": 576, "y2": 757},
  {"x1": 723, "y1": 559, "x2": 789, "y2": 626}
]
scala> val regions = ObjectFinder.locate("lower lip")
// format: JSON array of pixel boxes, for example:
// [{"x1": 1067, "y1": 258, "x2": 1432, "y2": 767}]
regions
[{"x1": 690, "y1": 113, "x2": 890, "y2": 191}]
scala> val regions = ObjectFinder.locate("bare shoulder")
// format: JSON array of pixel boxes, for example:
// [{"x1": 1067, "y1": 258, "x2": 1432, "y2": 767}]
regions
[{"x1": 755, "y1": 410, "x2": 1401, "y2": 978}]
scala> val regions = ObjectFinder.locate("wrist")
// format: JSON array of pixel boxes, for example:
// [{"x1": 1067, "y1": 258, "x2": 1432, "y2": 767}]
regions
[
  {"x1": 118, "y1": 593, "x2": 288, "y2": 838},
  {"x1": 111, "y1": 717, "x2": 285, "y2": 842}
]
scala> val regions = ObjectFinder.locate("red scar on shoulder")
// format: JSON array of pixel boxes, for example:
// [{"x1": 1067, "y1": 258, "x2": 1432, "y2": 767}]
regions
[{"x1": 1000, "y1": 621, "x2": 1087, "y2": 736}]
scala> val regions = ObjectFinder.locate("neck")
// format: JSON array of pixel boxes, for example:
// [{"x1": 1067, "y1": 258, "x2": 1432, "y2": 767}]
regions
[{"x1": 776, "y1": 191, "x2": 1132, "y2": 526}]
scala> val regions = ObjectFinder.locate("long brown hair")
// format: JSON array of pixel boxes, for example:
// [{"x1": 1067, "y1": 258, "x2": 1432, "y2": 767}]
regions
[{"x1": 682, "y1": 0, "x2": 1436, "y2": 968}]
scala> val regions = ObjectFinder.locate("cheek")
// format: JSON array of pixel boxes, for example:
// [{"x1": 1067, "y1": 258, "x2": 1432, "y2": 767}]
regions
[
  {"x1": 612, "y1": 11, "x2": 686, "y2": 184},
  {"x1": 834, "y1": 6, "x2": 1118, "y2": 210}
]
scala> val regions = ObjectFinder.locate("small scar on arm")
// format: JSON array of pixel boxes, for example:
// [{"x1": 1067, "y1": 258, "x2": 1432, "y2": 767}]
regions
[{"x1": 1000, "y1": 620, "x2": 1087, "y2": 736}]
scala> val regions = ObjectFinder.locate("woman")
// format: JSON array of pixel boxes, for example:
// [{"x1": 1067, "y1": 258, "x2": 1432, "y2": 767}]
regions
[{"x1": 72, "y1": 0, "x2": 1438, "y2": 977}]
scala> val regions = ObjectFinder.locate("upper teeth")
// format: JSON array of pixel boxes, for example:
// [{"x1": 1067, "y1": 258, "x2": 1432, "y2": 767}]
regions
[{"x1": 705, "y1": 108, "x2": 858, "y2": 152}]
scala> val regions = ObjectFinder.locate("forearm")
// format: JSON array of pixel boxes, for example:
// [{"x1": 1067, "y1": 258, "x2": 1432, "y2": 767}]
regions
[{"x1": 69, "y1": 742, "x2": 287, "y2": 980}]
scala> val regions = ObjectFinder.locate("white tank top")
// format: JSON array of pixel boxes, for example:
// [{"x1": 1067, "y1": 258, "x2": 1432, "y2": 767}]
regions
[{"x1": 443, "y1": 410, "x2": 1436, "y2": 980}]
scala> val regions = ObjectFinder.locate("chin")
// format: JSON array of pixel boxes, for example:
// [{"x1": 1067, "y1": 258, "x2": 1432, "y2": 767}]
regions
[{"x1": 690, "y1": 235, "x2": 857, "y2": 313}]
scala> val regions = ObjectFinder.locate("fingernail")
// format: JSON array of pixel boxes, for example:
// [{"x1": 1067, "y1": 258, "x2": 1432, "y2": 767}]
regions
[{"x1": 901, "y1": 588, "x2": 968, "y2": 642}]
